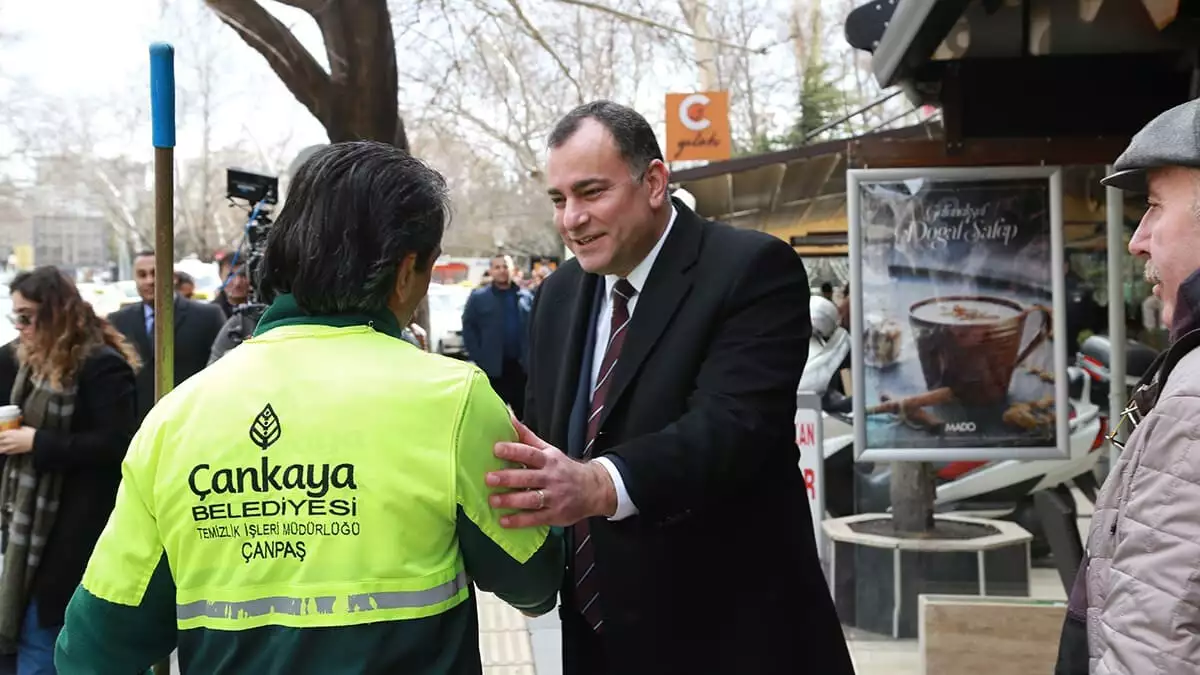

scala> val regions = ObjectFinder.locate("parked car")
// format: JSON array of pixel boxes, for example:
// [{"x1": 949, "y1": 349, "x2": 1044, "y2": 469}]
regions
[
  {"x1": 427, "y1": 283, "x2": 469, "y2": 358},
  {"x1": 0, "y1": 284, "x2": 15, "y2": 346}
]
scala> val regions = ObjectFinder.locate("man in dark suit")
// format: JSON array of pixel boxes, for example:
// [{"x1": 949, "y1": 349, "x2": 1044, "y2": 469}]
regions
[
  {"x1": 108, "y1": 250, "x2": 228, "y2": 420},
  {"x1": 485, "y1": 101, "x2": 854, "y2": 674},
  {"x1": 461, "y1": 254, "x2": 534, "y2": 416}
]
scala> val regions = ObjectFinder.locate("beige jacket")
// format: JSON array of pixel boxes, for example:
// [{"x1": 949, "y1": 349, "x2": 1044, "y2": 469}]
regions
[{"x1": 1085, "y1": 347, "x2": 1200, "y2": 674}]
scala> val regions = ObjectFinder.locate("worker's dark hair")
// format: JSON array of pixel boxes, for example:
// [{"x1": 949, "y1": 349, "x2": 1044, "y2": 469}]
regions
[
  {"x1": 548, "y1": 100, "x2": 664, "y2": 180},
  {"x1": 260, "y1": 141, "x2": 448, "y2": 314},
  {"x1": 820, "y1": 282, "x2": 833, "y2": 296}
]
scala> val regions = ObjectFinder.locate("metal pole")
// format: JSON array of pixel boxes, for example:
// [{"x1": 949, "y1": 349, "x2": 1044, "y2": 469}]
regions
[
  {"x1": 149, "y1": 41, "x2": 176, "y2": 675},
  {"x1": 1105, "y1": 165, "x2": 1126, "y2": 474},
  {"x1": 803, "y1": 89, "x2": 904, "y2": 141}
]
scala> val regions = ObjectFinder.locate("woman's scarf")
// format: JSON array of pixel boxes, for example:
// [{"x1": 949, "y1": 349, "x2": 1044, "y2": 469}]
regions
[{"x1": 0, "y1": 363, "x2": 76, "y2": 652}]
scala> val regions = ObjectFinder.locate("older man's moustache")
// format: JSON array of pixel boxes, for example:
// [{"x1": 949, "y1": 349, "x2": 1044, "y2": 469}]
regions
[{"x1": 1145, "y1": 261, "x2": 1161, "y2": 284}]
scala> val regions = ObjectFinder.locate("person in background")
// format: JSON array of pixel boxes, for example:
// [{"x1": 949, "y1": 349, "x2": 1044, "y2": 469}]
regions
[
  {"x1": 838, "y1": 282, "x2": 851, "y2": 329},
  {"x1": 173, "y1": 272, "x2": 195, "y2": 299},
  {"x1": 213, "y1": 248, "x2": 234, "y2": 279},
  {"x1": 212, "y1": 264, "x2": 250, "y2": 320},
  {"x1": 1064, "y1": 259, "x2": 1103, "y2": 356},
  {"x1": 1055, "y1": 97, "x2": 1200, "y2": 675},
  {"x1": 0, "y1": 267, "x2": 138, "y2": 675},
  {"x1": 107, "y1": 251, "x2": 227, "y2": 421},
  {"x1": 799, "y1": 295, "x2": 851, "y2": 400},
  {"x1": 820, "y1": 281, "x2": 834, "y2": 302},
  {"x1": 488, "y1": 100, "x2": 853, "y2": 675},
  {"x1": 54, "y1": 140, "x2": 561, "y2": 674},
  {"x1": 461, "y1": 254, "x2": 533, "y2": 417}
]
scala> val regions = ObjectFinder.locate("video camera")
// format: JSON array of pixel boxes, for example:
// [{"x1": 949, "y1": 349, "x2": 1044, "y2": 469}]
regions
[{"x1": 225, "y1": 168, "x2": 279, "y2": 306}]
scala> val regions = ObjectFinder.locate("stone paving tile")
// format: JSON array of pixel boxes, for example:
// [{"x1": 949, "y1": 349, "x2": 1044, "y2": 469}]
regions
[
  {"x1": 849, "y1": 640, "x2": 921, "y2": 675},
  {"x1": 478, "y1": 592, "x2": 538, "y2": 674}
]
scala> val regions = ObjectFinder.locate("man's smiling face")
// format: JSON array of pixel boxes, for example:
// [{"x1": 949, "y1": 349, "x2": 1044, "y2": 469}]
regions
[{"x1": 545, "y1": 118, "x2": 667, "y2": 277}]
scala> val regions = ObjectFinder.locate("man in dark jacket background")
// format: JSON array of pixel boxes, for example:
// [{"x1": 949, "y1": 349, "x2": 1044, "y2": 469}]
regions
[
  {"x1": 108, "y1": 250, "x2": 227, "y2": 421},
  {"x1": 461, "y1": 254, "x2": 533, "y2": 416}
]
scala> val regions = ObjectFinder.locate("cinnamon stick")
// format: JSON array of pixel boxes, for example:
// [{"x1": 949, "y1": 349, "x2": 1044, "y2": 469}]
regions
[
  {"x1": 868, "y1": 387, "x2": 954, "y2": 415},
  {"x1": 879, "y1": 392, "x2": 947, "y2": 434}
]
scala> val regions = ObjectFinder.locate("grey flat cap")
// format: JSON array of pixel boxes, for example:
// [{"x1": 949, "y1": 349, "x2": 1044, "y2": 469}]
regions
[{"x1": 1102, "y1": 98, "x2": 1200, "y2": 193}]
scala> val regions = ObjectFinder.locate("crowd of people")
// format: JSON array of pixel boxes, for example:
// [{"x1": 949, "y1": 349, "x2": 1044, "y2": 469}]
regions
[
  {"x1": 0, "y1": 94, "x2": 1190, "y2": 675},
  {"x1": 0, "y1": 99, "x2": 849, "y2": 675}
]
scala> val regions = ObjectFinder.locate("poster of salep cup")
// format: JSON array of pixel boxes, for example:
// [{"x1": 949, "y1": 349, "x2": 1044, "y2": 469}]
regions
[{"x1": 847, "y1": 166, "x2": 1071, "y2": 462}]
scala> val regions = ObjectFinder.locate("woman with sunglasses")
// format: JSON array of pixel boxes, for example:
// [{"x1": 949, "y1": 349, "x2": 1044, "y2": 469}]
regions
[{"x1": 0, "y1": 267, "x2": 138, "y2": 674}]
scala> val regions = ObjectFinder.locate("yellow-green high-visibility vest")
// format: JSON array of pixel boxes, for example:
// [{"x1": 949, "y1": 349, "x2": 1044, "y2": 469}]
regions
[{"x1": 80, "y1": 323, "x2": 547, "y2": 631}]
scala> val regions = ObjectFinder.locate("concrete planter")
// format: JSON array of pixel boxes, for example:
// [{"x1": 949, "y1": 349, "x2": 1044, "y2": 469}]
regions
[{"x1": 823, "y1": 513, "x2": 1033, "y2": 639}]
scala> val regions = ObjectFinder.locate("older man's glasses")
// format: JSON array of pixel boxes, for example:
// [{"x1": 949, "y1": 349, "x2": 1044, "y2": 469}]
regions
[{"x1": 1107, "y1": 400, "x2": 1142, "y2": 451}]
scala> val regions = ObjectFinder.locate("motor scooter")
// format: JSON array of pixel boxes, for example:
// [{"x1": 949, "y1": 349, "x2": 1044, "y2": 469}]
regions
[{"x1": 815, "y1": 334, "x2": 1158, "y2": 557}]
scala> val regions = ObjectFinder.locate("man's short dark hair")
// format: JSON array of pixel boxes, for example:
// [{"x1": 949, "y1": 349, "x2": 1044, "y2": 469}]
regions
[
  {"x1": 820, "y1": 282, "x2": 833, "y2": 296},
  {"x1": 260, "y1": 141, "x2": 448, "y2": 315},
  {"x1": 134, "y1": 250, "x2": 154, "y2": 260},
  {"x1": 548, "y1": 100, "x2": 664, "y2": 179}
]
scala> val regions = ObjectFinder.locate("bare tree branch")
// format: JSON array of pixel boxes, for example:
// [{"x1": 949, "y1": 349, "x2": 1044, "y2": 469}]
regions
[
  {"x1": 273, "y1": 0, "x2": 331, "y2": 13},
  {"x1": 554, "y1": 0, "x2": 766, "y2": 54},
  {"x1": 503, "y1": 0, "x2": 584, "y2": 104},
  {"x1": 204, "y1": 0, "x2": 335, "y2": 129}
]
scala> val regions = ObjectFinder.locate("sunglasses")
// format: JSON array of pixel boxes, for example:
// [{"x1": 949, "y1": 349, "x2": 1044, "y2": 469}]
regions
[{"x1": 8, "y1": 314, "x2": 31, "y2": 328}]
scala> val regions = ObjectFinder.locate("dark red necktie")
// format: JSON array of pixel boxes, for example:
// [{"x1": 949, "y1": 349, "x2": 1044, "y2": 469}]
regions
[{"x1": 573, "y1": 278, "x2": 636, "y2": 633}]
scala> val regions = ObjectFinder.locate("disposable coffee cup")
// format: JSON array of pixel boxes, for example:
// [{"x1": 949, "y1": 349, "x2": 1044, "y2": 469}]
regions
[{"x1": 0, "y1": 405, "x2": 22, "y2": 431}]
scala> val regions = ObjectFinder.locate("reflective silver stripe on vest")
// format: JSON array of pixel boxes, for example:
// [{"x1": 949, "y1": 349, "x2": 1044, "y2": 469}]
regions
[{"x1": 176, "y1": 571, "x2": 469, "y2": 621}]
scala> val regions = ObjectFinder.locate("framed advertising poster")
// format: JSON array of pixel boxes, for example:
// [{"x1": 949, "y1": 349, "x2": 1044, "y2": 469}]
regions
[{"x1": 848, "y1": 166, "x2": 1069, "y2": 462}]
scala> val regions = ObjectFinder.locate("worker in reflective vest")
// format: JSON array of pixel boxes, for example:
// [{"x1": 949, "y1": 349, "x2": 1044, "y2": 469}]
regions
[{"x1": 54, "y1": 142, "x2": 563, "y2": 674}]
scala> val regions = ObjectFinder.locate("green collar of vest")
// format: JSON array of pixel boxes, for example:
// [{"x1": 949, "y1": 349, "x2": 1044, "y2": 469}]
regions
[{"x1": 253, "y1": 293, "x2": 407, "y2": 341}]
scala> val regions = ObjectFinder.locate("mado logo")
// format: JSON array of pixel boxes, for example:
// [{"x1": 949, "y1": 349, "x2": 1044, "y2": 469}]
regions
[{"x1": 944, "y1": 420, "x2": 977, "y2": 434}]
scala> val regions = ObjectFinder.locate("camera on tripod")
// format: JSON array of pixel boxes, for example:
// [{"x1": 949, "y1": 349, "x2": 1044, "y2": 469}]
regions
[
  {"x1": 226, "y1": 168, "x2": 278, "y2": 206},
  {"x1": 225, "y1": 168, "x2": 279, "y2": 306}
]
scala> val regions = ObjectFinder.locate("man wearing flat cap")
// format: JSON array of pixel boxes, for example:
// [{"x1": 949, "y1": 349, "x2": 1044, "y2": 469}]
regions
[{"x1": 1055, "y1": 97, "x2": 1200, "y2": 675}]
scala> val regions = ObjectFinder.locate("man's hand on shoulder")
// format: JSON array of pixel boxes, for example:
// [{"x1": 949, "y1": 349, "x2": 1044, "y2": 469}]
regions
[{"x1": 487, "y1": 419, "x2": 617, "y2": 528}]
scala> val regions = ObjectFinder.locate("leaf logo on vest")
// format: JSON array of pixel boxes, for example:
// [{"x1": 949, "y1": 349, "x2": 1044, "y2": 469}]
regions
[
  {"x1": 250, "y1": 403, "x2": 281, "y2": 450},
  {"x1": 188, "y1": 402, "x2": 362, "y2": 565}
]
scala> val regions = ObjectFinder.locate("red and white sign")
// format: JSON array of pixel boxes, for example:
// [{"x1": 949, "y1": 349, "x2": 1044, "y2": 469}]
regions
[{"x1": 795, "y1": 404, "x2": 826, "y2": 563}]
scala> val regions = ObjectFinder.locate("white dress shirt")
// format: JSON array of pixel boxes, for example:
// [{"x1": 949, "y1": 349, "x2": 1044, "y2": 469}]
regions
[{"x1": 590, "y1": 206, "x2": 677, "y2": 521}]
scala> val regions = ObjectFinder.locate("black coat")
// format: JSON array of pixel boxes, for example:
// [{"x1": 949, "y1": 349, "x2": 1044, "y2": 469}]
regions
[
  {"x1": 26, "y1": 346, "x2": 138, "y2": 627},
  {"x1": 524, "y1": 202, "x2": 854, "y2": 675},
  {"x1": 108, "y1": 296, "x2": 227, "y2": 420}
]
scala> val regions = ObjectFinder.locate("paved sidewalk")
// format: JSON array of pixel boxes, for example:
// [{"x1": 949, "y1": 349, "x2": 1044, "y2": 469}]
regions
[
  {"x1": 477, "y1": 592, "x2": 537, "y2": 675},
  {"x1": 479, "y1": 561, "x2": 1074, "y2": 675}
]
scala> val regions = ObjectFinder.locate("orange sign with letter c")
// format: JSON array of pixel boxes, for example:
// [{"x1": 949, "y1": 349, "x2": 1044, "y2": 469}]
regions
[{"x1": 665, "y1": 91, "x2": 731, "y2": 162}]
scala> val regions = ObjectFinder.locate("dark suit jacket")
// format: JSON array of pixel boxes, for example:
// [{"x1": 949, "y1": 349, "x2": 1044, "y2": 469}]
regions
[
  {"x1": 109, "y1": 295, "x2": 227, "y2": 420},
  {"x1": 524, "y1": 201, "x2": 854, "y2": 675}
]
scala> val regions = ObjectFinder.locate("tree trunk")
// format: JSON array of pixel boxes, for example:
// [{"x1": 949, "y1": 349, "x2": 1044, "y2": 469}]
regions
[
  {"x1": 890, "y1": 461, "x2": 935, "y2": 534},
  {"x1": 678, "y1": 0, "x2": 719, "y2": 90},
  {"x1": 205, "y1": 0, "x2": 426, "y2": 336},
  {"x1": 205, "y1": 0, "x2": 408, "y2": 150}
]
